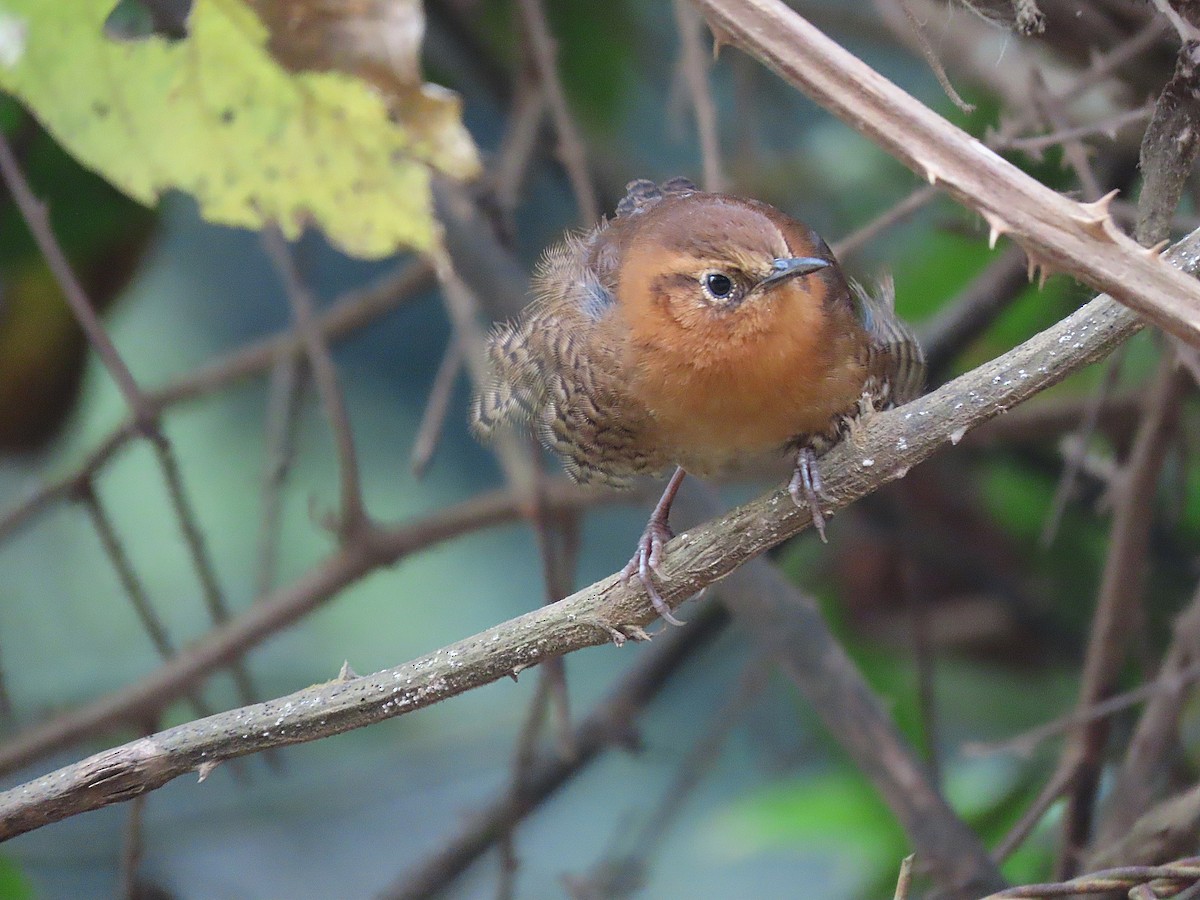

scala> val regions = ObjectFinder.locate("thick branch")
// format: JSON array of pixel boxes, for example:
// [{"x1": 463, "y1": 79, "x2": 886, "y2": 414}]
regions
[
  {"x1": 693, "y1": 0, "x2": 1200, "y2": 348},
  {"x1": 5, "y1": 225, "x2": 1200, "y2": 843}
]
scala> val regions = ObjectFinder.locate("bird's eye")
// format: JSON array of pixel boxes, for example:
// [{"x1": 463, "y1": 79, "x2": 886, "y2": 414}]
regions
[{"x1": 702, "y1": 272, "x2": 735, "y2": 300}]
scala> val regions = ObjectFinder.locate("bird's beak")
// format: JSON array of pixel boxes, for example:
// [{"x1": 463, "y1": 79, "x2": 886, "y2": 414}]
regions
[{"x1": 758, "y1": 256, "x2": 830, "y2": 290}]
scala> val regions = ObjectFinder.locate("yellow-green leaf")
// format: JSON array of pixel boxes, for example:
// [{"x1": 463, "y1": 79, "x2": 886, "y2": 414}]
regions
[{"x1": 0, "y1": 0, "x2": 480, "y2": 257}]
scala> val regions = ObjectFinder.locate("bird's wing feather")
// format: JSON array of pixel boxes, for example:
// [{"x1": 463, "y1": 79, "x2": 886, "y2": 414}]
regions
[
  {"x1": 469, "y1": 222, "x2": 665, "y2": 487},
  {"x1": 850, "y1": 276, "x2": 926, "y2": 407}
]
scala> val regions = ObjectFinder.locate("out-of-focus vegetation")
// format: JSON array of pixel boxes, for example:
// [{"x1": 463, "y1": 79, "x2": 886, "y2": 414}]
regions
[{"x1": 0, "y1": 1, "x2": 1197, "y2": 898}]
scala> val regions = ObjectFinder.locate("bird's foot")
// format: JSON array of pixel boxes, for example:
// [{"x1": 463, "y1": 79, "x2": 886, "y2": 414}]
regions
[
  {"x1": 789, "y1": 447, "x2": 829, "y2": 543},
  {"x1": 620, "y1": 516, "x2": 685, "y2": 627}
]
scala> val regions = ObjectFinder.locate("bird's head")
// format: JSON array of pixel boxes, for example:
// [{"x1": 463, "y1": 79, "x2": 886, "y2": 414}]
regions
[{"x1": 615, "y1": 193, "x2": 842, "y2": 354}]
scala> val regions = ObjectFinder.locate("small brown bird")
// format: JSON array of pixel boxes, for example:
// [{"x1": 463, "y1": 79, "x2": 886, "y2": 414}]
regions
[{"x1": 472, "y1": 178, "x2": 924, "y2": 625}]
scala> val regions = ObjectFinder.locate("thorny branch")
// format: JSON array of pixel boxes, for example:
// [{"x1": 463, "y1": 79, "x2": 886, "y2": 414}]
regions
[{"x1": 694, "y1": 0, "x2": 1200, "y2": 347}]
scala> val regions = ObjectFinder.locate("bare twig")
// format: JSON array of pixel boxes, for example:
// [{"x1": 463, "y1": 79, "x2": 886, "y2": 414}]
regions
[
  {"x1": 1007, "y1": 106, "x2": 1154, "y2": 153},
  {"x1": 154, "y1": 438, "x2": 263, "y2": 713},
  {"x1": 491, "y1": 75, "x2": 548, "y2": 225},
  {"x1": 894, "y1": 854, "x2": 916, "y2": 900},
  {"x1": 118, "y1": 786, "x2": 147, "y2": 899},
  {"x1": 895, "y1": 0, "x2": 976, "y2": 114},
  {"x1": 564, "y1": 656, "x2": 766, "y2": 896},
  {"x1": 262, "y1": 226, "x2": 369, "y2": 536},
  {"x1": 515, "y1": 0, "x2": 599, "y2": 224},
  {"x1": 1028, "y1": 68, "x2": 1104, "y2": 201},
  {"x1": 0, "y1": 479, "x2": 634, "y2": 778},
  {"x1": 831, "y1": 184, "x2": 939, "y2": 261},
  {"x1": 920, "y1": 244, "x2": 1032, "y2": 379},
  {"x1": 1040, "y1": 352, "x2": 1126, "y2": 547},
  {"x1": 0, "y1": 132, "x2": 151, "y2": 428},
  {"x1": 379, "y1": 602, "x2": 729, "y2": 900},
  {"x1": 0, "y1": 260, "x2": 433, "y2": 545},
  {"x1": 965, "y1": 660, "x2": 1200, "y2": 759},
  {"x1": 254, "y1": 354, "x2": 307, "y2": 599},
  {"x1": 78, "y1": 482, "x2": 215, "y2": 722},
  {"x1": 410, "y1": 337, "x2": 464, "y2": 478},
  {"x1": 1094, "y1": 583, "x2": 1200, "y2": 851},
  {"x1": 992, "y1": 764, "x2": 1076, "y2": 864},
  {"x1": 1058, "y1": 357, "x2": 1190, "y2": 876},
  {"x1": 674, "y1": 0, "x2": 726, "y2": 191},
  {"x1": 980, "y1": 859, "x2": 1200, "y2": 899}
]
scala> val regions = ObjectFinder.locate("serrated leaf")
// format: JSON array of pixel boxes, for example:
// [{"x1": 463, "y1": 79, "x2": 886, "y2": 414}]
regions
[{"x1": 0, "y1": 0, "x2": 480, "y2": 257}]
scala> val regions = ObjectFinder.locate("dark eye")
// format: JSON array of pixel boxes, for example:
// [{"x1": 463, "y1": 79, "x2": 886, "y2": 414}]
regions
[{"x1": 703, "y1": 272, "x2": 734, "y2": 300}]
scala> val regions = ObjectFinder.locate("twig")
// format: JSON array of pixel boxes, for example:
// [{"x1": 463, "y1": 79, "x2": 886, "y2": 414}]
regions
[
  {"x1": 1040, "y1": 352, "x2": 1126, "y2": 547},
  {"x1": 118, "y1": 783, "x2": 147, "y2": 900},
  {"x1": 907, "y1": 560, "x2": 941, "y2": 783},
  {"x1": 262, "y1": 226, "x2": 369, "y2": 536},
  {"x1": 0, "y1": 479, "x2": 635, "y2": 778},
  {"x1": 429, "y1": 244, "x2": 537, "y2": 492},
  {"x1": 1092, "y1": 784, "x2": 1200, "y2": 873},
  {"x1": 692, "y1": 0, "x2": 1200, "y2": 349},
  {"x1": 515, "y1": 0, "x2": 599, "y2": 225},
  {"x1": 255, "y1": 354, "x2": 307, "y2": 599},
  {"x1": 992, "y1": 763, "x2": 1076, "y2": 864},
  {"x1": 380, "y1": 602, "x2": 728, "y2": 900},
  {"x1": 564, "y1": 655, "x2": 766, "y2": 896},
  {"x1": 965, "y1": 660, "x2": 1200, "y2": 759},
  {"x1": 1153, "y1": 0, "x2": 1200, "y2": 44},
  {"x1": 1028, "y1": 68, "x2": 1104, "y2": 201},
  {"x1": 631, "y1": 657, "x2": 766, "y2": 854},
  {"x1": 896, "y1": 0, "x2": 975, "y2": 114},
  {"x1": 919, "y1": 244, "x2": 1032, "y2": 379},
  {"x1": 1136, "y1": 38, "x2": 1200, "y2": 246},
  {"x1": 831, "y1": 184, "x2": 939, "y2": 261},
  {"x1": 1057, "y1": 356, "x2": 1191, "y2": 876},
  {"x1": 0, "y1": 132, "x2": 151, "y2": 430},
  {"x1": 78, "y1": 481, "x2": 215, "y2": 722},
  {"x1": 0, "y1": 260, "x2": 433, "y2": 545},
  {"x1": 673, "y1": 0, "x2": 726, "y2": 191},
  {"x1": 1007, "y1": 106, "x2": 1154, "y2": 153},
  {"x1": 964, "y1": 390, "x2": 1142, "y2": 449},
  {"x1": 410, "y1": 337, "x2": 464, "y2": 478},
  {"x1": 1093, "y1": 582, "x2": 1200, "y2": 851},
  {"x1": 894, "y1": 854, "x2": 916, "y2": 900},
  {"x1": 153, "y1": 438, "x2": 262, "y2": 713},
  {"x1": 980, "y1": 859, "x2": 1200, "y2": 899},
  {"x1": 491, "y1": 75, "x2": 548, "y2": 228}
]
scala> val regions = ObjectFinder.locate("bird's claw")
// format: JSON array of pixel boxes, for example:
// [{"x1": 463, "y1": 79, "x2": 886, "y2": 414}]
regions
[
  {"x1": 621, "y1": 519, "x2": 685, "y2": 626},
  {"x1": 789, "y1": 447, "x2": 829, "y2": 543}
]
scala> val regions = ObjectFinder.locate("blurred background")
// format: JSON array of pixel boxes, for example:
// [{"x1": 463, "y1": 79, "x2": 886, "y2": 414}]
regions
[{"x1": 0, "y1": 0, "x2": 1198, "y2": 897}]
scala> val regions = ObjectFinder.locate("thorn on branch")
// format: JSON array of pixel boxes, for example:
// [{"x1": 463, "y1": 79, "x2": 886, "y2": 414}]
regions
[{"x1": 1072, "y1": 189, "x2": 1122, "y2": 241}]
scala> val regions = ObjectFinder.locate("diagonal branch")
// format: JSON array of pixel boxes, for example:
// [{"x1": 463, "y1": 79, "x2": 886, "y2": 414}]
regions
[{"x1": 5, "y1": 224, "x2": 1199, "y2": 849}]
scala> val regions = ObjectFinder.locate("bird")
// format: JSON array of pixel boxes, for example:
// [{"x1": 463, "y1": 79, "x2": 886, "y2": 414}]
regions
[{"x1": 470, "y1": 177, "x2": 925, "y2": 626}]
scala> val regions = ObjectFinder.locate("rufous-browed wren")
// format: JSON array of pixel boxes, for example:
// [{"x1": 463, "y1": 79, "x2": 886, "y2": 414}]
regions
[{"x1": 471, "y1": 178, "x2": 925, "y2": 625}]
